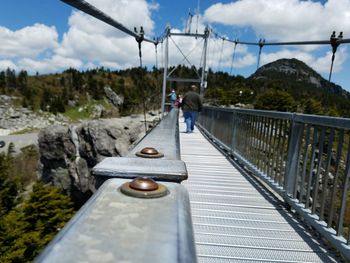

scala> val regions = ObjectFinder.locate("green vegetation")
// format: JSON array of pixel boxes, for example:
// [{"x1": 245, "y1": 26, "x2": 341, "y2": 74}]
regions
[
  {"x1": 1, "y1": 59, "x2": 350, "y2": 117},
  {"x1": 205, "y1": 59, "x2": 350, "y2": 117},
  {"x1": 0, "y1": 150, "x2": 75, "y2": 263},
  {"x1": 0, "y1": 67, "x2": 162, "y2": 119}
]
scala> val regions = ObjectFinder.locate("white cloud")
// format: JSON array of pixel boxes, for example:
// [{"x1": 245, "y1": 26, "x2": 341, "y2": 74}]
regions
[
  {"x1": 0, "y1": 24, "x2": 58, "y2": 59},
  {"x1": 204, "y1": 0, "x2": 350, "y2": 41},
  {"x1": 0, "y1": 0, "x2": 160, "y2": 73},
  {"x1": 18, "y1": 56, "x2": 83, "y2": 74},
  {"x1": 311, "y1": 47, "x2": 348, "y2": 73},
  {"x1": 55, "y1": 0, "x2": 158, "y2": 69},
  {"x1": 206, "y1": 35, "x2": 253, "y2": 70},
  {"x1": 0, "y1": 60, "x2": 17, "y2": 71}
]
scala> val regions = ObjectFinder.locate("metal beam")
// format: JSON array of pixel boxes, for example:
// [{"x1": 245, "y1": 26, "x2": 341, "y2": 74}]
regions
[
  {"x1": 200, "y1": 27, "x2": 209, "y2": 95},
  {"x1": 161, "y1": 27, "x2": 170, "y2": 118},
  {"x1": 167, "y1": 77, "x2": 201, "y2": 83},
  {"x1": 170, "y1": 32, "x2": 206, "y2": 38},
  {"x1": 61, "y1": 0, "x2": 157, "y2": 44}
]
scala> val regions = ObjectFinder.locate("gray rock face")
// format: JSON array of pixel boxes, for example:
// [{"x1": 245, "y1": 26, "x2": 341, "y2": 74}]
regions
[
  {"x1": 104, "y1": 86, "x2": 124, "y2": 107},
  {"x1": 38, "y1": 116, "x2": 147, "y2": 206},
  {"x1": 0, "y1": 99, "x2": 69, "y2": 135}
]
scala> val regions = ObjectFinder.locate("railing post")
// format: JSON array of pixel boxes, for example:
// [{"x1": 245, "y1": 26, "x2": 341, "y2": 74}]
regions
[
  {"x1": 284, "y1": 114, "x2": 304, "y2": 196},
  {"x1": 231, "y1": 110, "x2": 238, "y2": 154}
]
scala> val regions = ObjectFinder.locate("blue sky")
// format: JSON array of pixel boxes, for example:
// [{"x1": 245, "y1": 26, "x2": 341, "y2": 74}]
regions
[{"x1": 0, "y1": 0, "x2": 349, "y2": 91}]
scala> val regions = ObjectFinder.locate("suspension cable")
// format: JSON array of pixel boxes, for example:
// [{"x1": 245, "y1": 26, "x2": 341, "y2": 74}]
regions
[
  {"x1": 210, "y1": 29, "x2": 350, "y2": 46},
  {"x1": 207, "y1": 33, "x2": 215, "y2": 71},
  {"x1": 154, "y1": 41, "x2": 159, "y2": 69},
  {"x1": 229, "y1": 40, "x2": 238, "y2": 75},
  {"x1": 169, "y1": 36, "x2": 201, "y2": 78},
  {"x1": 218, "y1": 38, "x2": 225, "y2": 72},
  {"x1": 167, "y1": 37, "x2": 204, "y2": 78},
  {"x1": 210, "y1": 28, "x2": 349, "y2": 82},
  {"x1": 160, "y1": 41, "x2": 164, "y2": 69},
  {"x1": 186, "y1": 9, "x2": 193, "y2": 34},
  {"x1": 61, "y1": 0, "x2": 158, "y2": 44},
  {"x1": 195, "y1": 0, "x2": 200, "y2": 36},
  {"x1": 212, "y1": 34, "x2": 222, "y2": 72},
  {"x1": 135, "y1": 28, "x2": 147, "y2": 133}
]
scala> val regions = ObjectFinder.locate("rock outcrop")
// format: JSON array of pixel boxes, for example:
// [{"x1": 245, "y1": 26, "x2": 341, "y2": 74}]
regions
[
  {"x1": 38, "y1": 115, "x2": 152, "y2": 207},
  {"x1": 0, "y1": 95, "x2": 69, "y2": 135},
  {"x1": 104, "y1": 86, "x2": 124, "y2": 107}
]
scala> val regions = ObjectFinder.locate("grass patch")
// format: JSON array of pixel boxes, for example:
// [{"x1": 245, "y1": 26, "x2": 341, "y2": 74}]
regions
[
  {"x1": 10, "y1": 128, "x2": 39, "y2": 135},
  {"x1": 63, "y1": 99, "x2": 118, "y2": 122},
  {"x1": 63, "y1": 106, "x2": 91, "y2": 122}
]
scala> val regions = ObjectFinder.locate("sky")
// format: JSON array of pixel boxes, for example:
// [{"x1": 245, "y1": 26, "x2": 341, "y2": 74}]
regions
[{"x1": 0, "y1": 0, "x2": 349, "y2": 91}]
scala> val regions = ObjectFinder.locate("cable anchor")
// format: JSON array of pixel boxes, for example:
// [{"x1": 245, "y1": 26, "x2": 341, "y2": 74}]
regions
[{"x1": 329, "y1": 31, "x2": 343, "y2": 82}]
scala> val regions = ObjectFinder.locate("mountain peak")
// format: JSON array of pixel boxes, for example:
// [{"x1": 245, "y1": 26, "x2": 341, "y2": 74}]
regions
[
  {"x1": 249, "y1": 58, "x2": 349, "y2": 98},
  {"x1": 252, "y1": 58, "x2": 323, "y2": 87}
]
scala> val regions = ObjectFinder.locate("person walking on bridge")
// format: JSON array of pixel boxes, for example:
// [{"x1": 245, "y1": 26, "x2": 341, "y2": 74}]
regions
[
  {"x1": 182, "y1": 85, "x2": 202, "y2": 133},
  {"x1": 167, "y1": 89, "x2": 177, "y2": 108}
]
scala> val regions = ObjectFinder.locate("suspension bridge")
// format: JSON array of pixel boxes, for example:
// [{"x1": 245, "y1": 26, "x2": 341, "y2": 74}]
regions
[{"x1": 34, "y1": 0, "x2": 350, "y2": 262}]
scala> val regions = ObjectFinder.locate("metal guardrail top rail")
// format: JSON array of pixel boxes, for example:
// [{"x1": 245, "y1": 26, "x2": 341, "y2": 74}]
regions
[
  {"x1": 35, "y1": 179, "x2": 196, "y2": 263},
  {"x1": 198, "y1": 106, "x2": 350, "y2": 260},
  {"x1": 35, "y1": 108, "x2": 195, "y2": 263},
  {"x1": 92, "y1": 108, "x2": 188, "y2": 184},
  {"x1": 204, "y1": 105, "x2": 350, "y2": 128}
]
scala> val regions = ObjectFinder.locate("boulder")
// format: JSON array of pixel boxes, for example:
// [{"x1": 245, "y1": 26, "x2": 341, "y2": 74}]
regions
[
  {"x1": 104, "y1": 86, "x2": 124, "y2": 107},
  {"x1": 38, "y1": 116, "x2": 146, "y2": 207}
]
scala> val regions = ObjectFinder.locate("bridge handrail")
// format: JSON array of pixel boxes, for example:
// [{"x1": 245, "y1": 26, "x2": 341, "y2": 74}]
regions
[
  {"x1": 35, "y1": 108, "x2": 196, "y2": 263},
  {"x1": 198, "y1": 106, "x2": 350, "y2": 260}
]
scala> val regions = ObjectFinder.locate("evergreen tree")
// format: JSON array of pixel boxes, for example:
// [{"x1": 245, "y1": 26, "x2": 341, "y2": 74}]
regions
[
  {"x1": 0, "y1": 182, "x2": 75, "y2": 262},
  {"x1": 0, "y1": 71, "x2": 6, "y2": 92},
  {"x1": 254, "y1": 90, "x2": 297, "y2": 112},
  {"x1": 5, "y1": 68, "x2": 16, "y2": 90},
  {"x1": 303, "y1": 98, "x2": 324, "y2": 115},
  {"x1": 0, "y1": 154, "x2": 20, "y2": 217}
]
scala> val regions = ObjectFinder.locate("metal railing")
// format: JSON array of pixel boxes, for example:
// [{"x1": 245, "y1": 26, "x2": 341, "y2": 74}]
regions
[
  {"x1": 198, "y1": 106, "x2": 350, "y2": 260},
  {"x1": 35, "y1": 108, "x2": 196, "y2": 263}
]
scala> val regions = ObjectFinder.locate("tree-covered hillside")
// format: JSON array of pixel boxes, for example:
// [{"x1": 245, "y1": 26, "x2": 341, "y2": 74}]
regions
[
  {"x1": 1, "y1": 58, "x2": 350, "y2": 120},
  {"x1": 205, "y1": 58, "x2": 350, "y2": 117},
  {"x1": 0, "y1": 67, "x2": 163, "y2": 119}
]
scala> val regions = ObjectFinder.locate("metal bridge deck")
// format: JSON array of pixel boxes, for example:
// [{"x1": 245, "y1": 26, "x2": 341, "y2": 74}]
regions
[{"x1": 179, "y1": 122, "x2": 339, "y2": 263}]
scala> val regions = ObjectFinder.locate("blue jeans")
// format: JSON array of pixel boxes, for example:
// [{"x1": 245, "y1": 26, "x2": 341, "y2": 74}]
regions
[{"x1": 184, "y1": 111, "x2": 197, "y2": 132}]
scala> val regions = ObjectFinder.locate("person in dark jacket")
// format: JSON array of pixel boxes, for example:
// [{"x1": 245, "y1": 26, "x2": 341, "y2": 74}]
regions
[{"x1": 181, "y1": 85, "x2": 202, "y2": 133}]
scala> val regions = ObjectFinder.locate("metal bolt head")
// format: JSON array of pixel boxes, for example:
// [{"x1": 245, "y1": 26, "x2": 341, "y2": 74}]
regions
[
  {"x1": 136, "y1": 147, "x2": 164, "y2": 158},
  {"x1": 140, "y1": 147, "x2": 159, "y2": 155},
  {"x1": 120, "y1": 177, "x2": 168, "y2": 199},
  {"x1": 129, "y1": 177, "x2": 159, "y2": 191}
]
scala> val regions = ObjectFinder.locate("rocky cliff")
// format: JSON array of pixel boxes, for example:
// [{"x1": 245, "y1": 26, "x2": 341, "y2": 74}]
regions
[{"x1": 38, "y1": 115, "x2": 156, "y2": 207}]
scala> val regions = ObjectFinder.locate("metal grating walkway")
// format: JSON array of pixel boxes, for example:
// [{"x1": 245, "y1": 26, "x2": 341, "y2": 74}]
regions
[{"x1": 179, "y1": 121, "x2": 339, "y2": 263}]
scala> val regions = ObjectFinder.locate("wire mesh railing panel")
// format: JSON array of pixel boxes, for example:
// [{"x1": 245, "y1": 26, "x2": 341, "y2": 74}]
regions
[
  {"x1": 233, "y1": 113, "x2": 290, "y2": 185},
  {"x1": 197, "y1": 106, "x2": 350, "y2": 257},
  {"x1": 294, "y1": 125, "x2": 350, "y2": 241}
]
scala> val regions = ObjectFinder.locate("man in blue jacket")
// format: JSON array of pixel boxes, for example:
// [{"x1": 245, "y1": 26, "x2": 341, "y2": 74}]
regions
[
  {"x1": 181, "y1": 85, "x2": 202, "y2": 133},
  {"x1": 168, "y1": 89, "x2": 177, "y2": 108}
]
